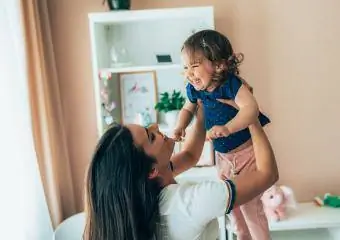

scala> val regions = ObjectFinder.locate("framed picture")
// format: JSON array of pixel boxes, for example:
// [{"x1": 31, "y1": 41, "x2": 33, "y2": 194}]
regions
[{"x1": 119, "y1": 71, "x2": 158, "y2": 124}]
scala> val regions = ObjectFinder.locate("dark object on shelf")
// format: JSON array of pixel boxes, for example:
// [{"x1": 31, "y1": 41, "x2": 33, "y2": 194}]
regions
[
  {"x1": 156, "y1": 54, "x2": 172, "y2": 63},
  {"x1": 103, "y1": 0, "x2": 131, "y2": 10}
]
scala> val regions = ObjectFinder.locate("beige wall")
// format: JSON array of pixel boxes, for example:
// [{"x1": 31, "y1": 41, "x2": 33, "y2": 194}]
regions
[{"x1": 47, "y1": 0, "x2": 340, "y2": 211}]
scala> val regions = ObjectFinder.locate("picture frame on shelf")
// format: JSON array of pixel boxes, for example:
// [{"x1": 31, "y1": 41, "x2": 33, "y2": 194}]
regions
[{"x1": 119, "y1": 71, "x2": 158, "y2": 124}]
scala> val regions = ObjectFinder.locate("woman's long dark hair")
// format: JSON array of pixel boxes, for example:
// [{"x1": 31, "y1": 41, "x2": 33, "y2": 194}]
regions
[{"x1": 83, "y1": 125, "x2": 162, "y2": 240}]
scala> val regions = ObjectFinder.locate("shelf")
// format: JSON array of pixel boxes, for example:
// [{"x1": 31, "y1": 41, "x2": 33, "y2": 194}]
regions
[
  {"x1": 227, "y1": 202, "x2": 340, "y2": 233},
  {"x1": 89, "y1": 6, "x2": 214, "y2": 138},
  {"x1": 269, "y1": 202, "x2": 340, "y2": 231},
  {"x1": 88, "y1": 6, "x2": 214, "y2": 24},
  {"x1": 100, "y1": 64, "x2": 182, "y2": 73}
]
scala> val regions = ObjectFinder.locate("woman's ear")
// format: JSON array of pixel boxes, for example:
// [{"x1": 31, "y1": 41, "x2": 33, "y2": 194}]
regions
[{"x1": 148, "y1": 167, "x2": 159, "y2": 179}]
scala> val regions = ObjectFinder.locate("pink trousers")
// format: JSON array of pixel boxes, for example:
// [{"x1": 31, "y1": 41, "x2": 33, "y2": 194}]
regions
[{"x1": 216, "y1": 145, "x2": 271, "y2": 240}]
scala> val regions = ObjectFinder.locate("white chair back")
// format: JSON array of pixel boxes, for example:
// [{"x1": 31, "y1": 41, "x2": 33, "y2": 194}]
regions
[
  {"x1": 54, "y1": 212, "x2": 85, "y2": 240},
  {"x1": 218, "y1": 215, "x2": 227, "y2": 240},
  {"x1": 54, "y1": 212, "x2": 229, "y2": 240}
]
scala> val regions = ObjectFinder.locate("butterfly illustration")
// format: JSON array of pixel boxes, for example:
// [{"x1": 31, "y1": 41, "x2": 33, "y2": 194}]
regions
[{"x1": 128, "y1": 82, "x2": 148, "y2": 94}]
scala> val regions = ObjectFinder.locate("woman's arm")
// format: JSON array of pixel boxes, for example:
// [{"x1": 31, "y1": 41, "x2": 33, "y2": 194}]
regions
[
  {"x1": 232, "y1": 120, "x2": 279, "y2": 207},
  {"x1": 170, "y1": 104, "x2": 206, "y2": 177},
  {"x1": 173, "y1": 100, "x2": 197, "y2": 141},
  {"x1": 177, "y1": 115, "x2": 278, "y2": 225}
]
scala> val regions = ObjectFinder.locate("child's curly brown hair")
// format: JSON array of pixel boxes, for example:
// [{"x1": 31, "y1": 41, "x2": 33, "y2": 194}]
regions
[{"x1": 181, "y1": 29, "x2": 244, "y2": 84}]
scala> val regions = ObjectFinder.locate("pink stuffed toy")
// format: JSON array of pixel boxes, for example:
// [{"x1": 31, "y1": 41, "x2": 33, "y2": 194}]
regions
[{"x1": 261, "y1": 185, "x2": 297, "y2": 221}]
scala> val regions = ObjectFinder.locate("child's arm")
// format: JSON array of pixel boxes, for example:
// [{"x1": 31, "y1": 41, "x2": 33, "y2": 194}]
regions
[
  {"x1": 208, "y1": 79, "x2": 258, "y2": 139},
  {"x1": 225, "y1": 84, "x2": 259, "y2": 134},
  {"x1": 173, "y1": 100, "x2": 197, "y2": 141}
]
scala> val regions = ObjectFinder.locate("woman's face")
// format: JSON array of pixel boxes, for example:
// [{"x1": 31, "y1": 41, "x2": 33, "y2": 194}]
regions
[{"x1": 127, "y1": 124, "x2": 175, "y2": 168}]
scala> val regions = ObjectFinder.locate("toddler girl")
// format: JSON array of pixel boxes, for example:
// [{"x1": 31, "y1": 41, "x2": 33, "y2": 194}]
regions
[{"x1": 174, "y1": 29, "x2": 271, "y2": 240}]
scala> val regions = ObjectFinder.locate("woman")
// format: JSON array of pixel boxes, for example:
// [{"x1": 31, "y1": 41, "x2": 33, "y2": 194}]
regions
[{"x1": 83, "y1": 104, "x2": 278, "y2": 240}]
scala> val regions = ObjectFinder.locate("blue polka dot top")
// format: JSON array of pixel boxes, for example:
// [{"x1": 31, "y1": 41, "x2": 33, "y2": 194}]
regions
[{"x1": 186, "y1": 73, "x2": 270, "y2": 153}]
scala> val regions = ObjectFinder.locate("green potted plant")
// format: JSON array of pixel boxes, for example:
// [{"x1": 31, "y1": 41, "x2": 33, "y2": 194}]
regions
[{"x1": 155, "y1": 90, "x2": 185, "y2": 127}]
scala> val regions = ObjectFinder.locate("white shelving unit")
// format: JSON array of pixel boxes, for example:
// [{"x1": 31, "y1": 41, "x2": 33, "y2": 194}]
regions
[
  {"x1": 100, "y1": 64, "x2": 182, "y2": 74},
  {"x1": 88, "y1": 6, "x2": 214, "y2": 136}
]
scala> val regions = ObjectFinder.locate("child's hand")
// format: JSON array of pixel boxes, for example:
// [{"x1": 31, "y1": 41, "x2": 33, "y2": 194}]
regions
[
  {"x1": 172, "y1": 127, "x2": 186, "y2": 142},
  {"x1": 207, "y1": 125, "x2": 230, "y2": 140}
]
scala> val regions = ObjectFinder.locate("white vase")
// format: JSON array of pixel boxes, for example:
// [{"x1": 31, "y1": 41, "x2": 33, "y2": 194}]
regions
[
  {"x1": 164, "y1": 110, "x2": 180, "y2": 128},
  {"x1": 134, "y1": 111, "x2": 151, "y2": 127}
]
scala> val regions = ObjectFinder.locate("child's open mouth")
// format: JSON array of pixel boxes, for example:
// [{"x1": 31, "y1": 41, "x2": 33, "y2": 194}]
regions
[{"x1": 191, "y1": 78, "x2": 201, "y2": 87}]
